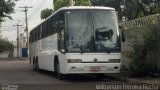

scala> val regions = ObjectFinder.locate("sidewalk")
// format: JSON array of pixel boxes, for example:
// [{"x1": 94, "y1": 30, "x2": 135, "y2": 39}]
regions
[
  {"x1": 0, "y1": 57, "x2": 29, "y2": 61},
  {"x1": 106, "y1": 70, "x2": 160, "y2": 84}
]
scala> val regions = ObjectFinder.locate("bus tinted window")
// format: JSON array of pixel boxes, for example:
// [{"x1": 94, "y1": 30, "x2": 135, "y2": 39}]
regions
[
  {"x1": 47, "y1": 18, "x2": 53, "y2": 35},
  {"x1": 30, "y1": 10, "x2": 65, "y2": 43},
  {"x1": 37, "y1": 26, "x2": 40, "y2": 40},
  {"x1": 42, "y1": 23, "x2": 47, "y2": 38}
]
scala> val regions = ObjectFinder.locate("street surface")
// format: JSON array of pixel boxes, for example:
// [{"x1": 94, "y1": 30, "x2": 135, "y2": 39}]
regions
[{"x1": 0, "y1": 58, "x2": 127, "y2": 90}]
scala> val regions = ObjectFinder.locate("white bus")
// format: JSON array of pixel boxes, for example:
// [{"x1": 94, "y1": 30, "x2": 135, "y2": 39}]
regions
[{"x1": 29, "y1": 6, "x2": 124, "y2": 80}]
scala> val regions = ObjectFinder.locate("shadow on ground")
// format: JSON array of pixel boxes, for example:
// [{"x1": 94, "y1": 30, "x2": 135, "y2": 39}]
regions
[{"x1": 35, "y1": 69, "x2": 119, "y2": 83}]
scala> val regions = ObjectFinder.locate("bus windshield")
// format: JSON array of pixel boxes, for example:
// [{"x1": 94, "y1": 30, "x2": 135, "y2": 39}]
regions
[{"x1": 65, "y1": 9, "x2": 120, "y2": 53}]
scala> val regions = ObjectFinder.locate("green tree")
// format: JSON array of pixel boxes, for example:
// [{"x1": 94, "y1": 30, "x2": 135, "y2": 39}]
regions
[
  {"x1": 0, "y1": 0, "x2": 14, "y2": 38},
  {"x1": 0, "y1": 0, "x2": 15, "y2": 35},
  {"x1": 54, "y1": 0, "x2": 91, "y2": 11},
  {"x1": 91, "y1": 0, "x2": 160, "y2": 20},
  {"x1": 128, "y1": 23, "x2": 160, "y2": 76},
  {"x1": 54, "y1": 0, "x2": 69, "y2": 11},
  {"x1": 74, "y1": 0, "x2": 91, "y2": 6},
  {"x1": 138, "y1": 10, "x2": 144, "y2": 18},
  {"x1": 0, "y1": 38, "x2": 14, "y2": 52},
  {"x1": 40, "y1": 0, "x2": 69, "y2": 20},
  {"x1": 41, "y1": 8, "x2": 53, "y2": 20},
  {"x1": 0, "y1": 0, "x2": 15, "y2": 22},
  {"x1": 40, "y1": 0, "x2": 91, "y2": 19}
]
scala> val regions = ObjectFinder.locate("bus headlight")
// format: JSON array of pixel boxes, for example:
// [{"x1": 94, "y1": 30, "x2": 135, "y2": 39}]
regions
[
  {"x1": 109, "y1": 59, "x2": 120, "y2": 63},
  {"x1": 67, "y1": 59, "x2": 82, "y2": 63}
]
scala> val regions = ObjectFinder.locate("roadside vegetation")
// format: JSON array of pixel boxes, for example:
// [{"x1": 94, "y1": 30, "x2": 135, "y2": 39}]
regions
[
  {"x1": 0, "y1": 0, "x2": 15, "y2": 53},
  {"x1": 126, "y1": 23, "x2": 160, "y2": 76},
  {"x1": 41, "y1": 0, "x2": 160, "y2": 20},
  {"x1": 0, "y1": 38, "x2": 14, "y2": 52},
  {"x1": 0, "y1": 0, "x2": 15, "y2": 22},
  {"x1": 41, "y1": 0, "x2": 91, "y2": 19}
]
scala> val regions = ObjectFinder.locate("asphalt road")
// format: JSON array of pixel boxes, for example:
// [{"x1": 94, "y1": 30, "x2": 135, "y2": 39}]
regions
[{"x1": 0, "y1": 58, "x2": 127, "y2": 90}]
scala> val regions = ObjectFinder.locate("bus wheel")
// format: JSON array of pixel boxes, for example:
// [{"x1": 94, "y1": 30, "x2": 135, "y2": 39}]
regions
[
  {"x1": 55, "y1": 61, "x2": 65, "y2": 80},
  {"x1": 33, "y1": 60, "x2": 36, "y2": 70},
  {"x1": 36, "y1": 60, "x2": 40, "y2": 72},
  {"x1": 33, "y1": 60, "x2": 39, "y2": 72}
]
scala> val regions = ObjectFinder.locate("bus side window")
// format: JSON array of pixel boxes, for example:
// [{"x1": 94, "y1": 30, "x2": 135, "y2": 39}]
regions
[
  {"x1": 29, "y1": 32, "x2": 32, "y2": 43},
  {"x1": 57, "y1": 11, "x2": 65, "y2": 53},
  {"x1": 32, "y1": 30, "x2": 35, "y2": 42},
  {"x1": 53, "y1": 15, "x2": 58, "y2": 34},
  {"x1": 40, "y1": 26, "x2": 42, "y2": 39},
  {"x1": 48, "y1": 18, "x2": 53, "y2": 35},
  {"x1": 35, "y1": 30, "x2": 37, "y2": 41},
  {"x1": 42, "y1": 23, "x2": 47, "y2": 38},
  {"x1": 37, "y1": 26, "x2": 40, "y2": 40},
  {"x1": 58, "y1": 29, "x2": 64, "y2": 52}
]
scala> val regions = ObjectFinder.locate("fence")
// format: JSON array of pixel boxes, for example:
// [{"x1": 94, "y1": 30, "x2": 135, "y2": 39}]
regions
[{"x1": 120, "y1": 14, "x2": 160, "y2": 74}]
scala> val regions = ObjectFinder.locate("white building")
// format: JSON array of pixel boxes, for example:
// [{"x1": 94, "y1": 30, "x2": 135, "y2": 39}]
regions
[{"x1": 20, "y1": 32, "x2": 27, "y2": 48}]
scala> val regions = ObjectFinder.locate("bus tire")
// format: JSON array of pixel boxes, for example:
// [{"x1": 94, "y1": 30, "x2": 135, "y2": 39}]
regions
[
  {"x1": 33, "y1": 59, "x2": 39, "y2": 72},
  {"x1": 33, "y1": 59, "x2": 36, "y2": 70},
  {"x1": 35, "y1": 60, "x2": 39, "y2": 72},
  {"x1": 55, "y1": 60, "x2": 65, "y2": 80}
]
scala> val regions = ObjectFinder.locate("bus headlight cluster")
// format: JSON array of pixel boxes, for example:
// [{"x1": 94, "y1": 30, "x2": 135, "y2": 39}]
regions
[
  {"x1": 109, "y1": 59, "x2": 120, "y2": 63},
  {"x1": 67, "y1": 59, "x2": 82, "y2": 63}
]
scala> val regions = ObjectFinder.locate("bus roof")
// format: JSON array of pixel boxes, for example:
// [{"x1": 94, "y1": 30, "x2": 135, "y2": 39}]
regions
[
  {"x1": 30, "y1": 6, "x2": 115, "y2": 33},
  {"x1": 59, "y1": 6, "x2": 115, "y2": 11}
]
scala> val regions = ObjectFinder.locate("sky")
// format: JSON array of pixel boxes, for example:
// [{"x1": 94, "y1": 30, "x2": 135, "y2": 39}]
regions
[{"x1": 1, "y1": 0, "x2": 53, "y2": 42}]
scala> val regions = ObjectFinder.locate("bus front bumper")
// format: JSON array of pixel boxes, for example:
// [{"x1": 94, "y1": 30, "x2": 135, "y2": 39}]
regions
[{"x1": 63, "y1": 63, "x2": 121, "y2": 74}]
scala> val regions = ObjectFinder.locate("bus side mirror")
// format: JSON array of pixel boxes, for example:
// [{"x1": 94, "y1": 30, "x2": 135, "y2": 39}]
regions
[{"x1": 121, "y1": 29, "x2": 125, "y2": 42}]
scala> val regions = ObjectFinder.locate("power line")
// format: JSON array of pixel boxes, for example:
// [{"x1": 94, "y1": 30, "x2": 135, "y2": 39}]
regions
[
  {"x1": 19, "y1": 0, "x2": 46, "y2": 25},
  {"x1": 21, "y1": 0, "x2": 28, "y2": 6},
  {"x1": 26, "y1": 0, "x2": 33, "y2": 6},
  {"x1": 28, "y1": 0, "x2": 47, "y2": 19},
  {"x1": 18, "y1": 0, "x2": 49, "y2": 26}
]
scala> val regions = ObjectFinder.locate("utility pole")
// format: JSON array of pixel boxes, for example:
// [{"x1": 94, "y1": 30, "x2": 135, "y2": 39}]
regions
[
  {"x1": 19, "y1": 6, "x2": 32, "y2": 50},
  {"x1": 69, "y1": 0, "x2": 74, "y2": 6},
  {"x1": 14, "y1": 23, "x2": 22, "y2": 58}
]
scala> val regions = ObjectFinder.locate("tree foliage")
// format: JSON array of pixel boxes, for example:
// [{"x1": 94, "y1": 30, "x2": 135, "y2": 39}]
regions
[
  {"x1": 0, "y1": 0, "x2": 15, "y2": 35},
  {"x1": 0, "y1": 38, "x2": 14, "y2": 52},
  {"x1": 126, "y1": 23, "x2": 160, "y2": 76},
  {"x1": 54, "y1": 0, "x2": 69, "y2": 11},
  {"x1": 41, "y1": 8, "x2": 53, "y2": 20},
  {"x1": 40, "y1": 0, "x2": 91, "y2": 19},
  {"x1": 74, "y1": 0, "x2": 91, "y2": 6},
  {"x1": 54, "y1": 0, "x2": 91, "y2": 11},
  {"x1": 91, "y1": 0, "x2": 160, "y2": 20},
  {"x1": 0, "y1": 0, "x2": 15, "y2": 22}
]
